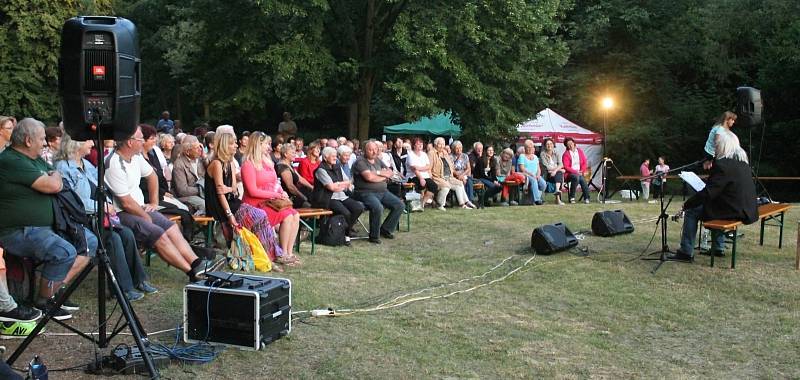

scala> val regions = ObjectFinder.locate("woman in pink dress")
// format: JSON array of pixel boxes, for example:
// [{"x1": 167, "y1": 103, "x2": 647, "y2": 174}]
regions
[{"x1": 241, "y1": 132, "x2": 301, "y2": 261}]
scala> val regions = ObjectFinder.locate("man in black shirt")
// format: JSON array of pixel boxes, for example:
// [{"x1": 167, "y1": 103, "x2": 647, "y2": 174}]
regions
[
  {"x1": 669, "y1": 130, "x2": 757, "y2": 261},
  {"x1": 352, "y1": 141, "x2": 405, "y2": 244}
]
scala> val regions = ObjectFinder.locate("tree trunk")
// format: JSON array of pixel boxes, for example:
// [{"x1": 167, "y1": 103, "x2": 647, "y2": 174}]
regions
[
  {"x1": 356, "y1": 0, "x2": 377, "y2": 142},
  {"x1": 347, "y1": 103, "x2": 358, "y2": 139},
  {"x1": 203, "y1": 101, "x2": 210, "y2": 121},
  {"x1": 356, "y1": 72, "x2": 374, "y2": 142}
]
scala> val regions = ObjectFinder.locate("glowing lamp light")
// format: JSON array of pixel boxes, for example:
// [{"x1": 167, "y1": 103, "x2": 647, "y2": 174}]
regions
[{"x1": 601, "y1": 97, "x2": 614, "y2": 110}]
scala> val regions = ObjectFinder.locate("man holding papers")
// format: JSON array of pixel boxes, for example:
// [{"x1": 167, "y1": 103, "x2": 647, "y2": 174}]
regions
[{"x1": 669, "y1": 130, "x2": 757, "y2": 261}]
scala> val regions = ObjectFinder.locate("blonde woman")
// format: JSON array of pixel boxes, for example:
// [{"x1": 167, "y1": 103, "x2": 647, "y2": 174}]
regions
[
  {"x1": 429, "y1": 137, "x2": 475, "y2": 209},
  {"x1": 205, "y1": 132, "x2": 294, "y2": 269},
  {"x1": 241, "y1": 132, "x2": 301, "y2": 261}
]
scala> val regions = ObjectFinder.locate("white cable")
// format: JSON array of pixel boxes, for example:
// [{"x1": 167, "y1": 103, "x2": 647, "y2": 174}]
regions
[{"x1": 41, "y1": 327, "x2": 178, "y2": 337}]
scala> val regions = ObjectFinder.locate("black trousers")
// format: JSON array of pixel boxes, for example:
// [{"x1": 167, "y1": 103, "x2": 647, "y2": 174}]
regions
[
  {"x1": 329, "y1": 198, "x2": 365, "y2": 235},
  {"x1": 409, "y1": 176, "x2": 438, "y2": 194}
]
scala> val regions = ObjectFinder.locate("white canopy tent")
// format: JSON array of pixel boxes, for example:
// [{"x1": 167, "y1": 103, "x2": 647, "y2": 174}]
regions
[{"x1": 517, "y1": 108, "x2": 605, "y2": 188}]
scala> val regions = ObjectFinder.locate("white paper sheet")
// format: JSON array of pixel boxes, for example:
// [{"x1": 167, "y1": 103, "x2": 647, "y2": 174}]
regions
[{"x1": 679, "y1": 171, "x2": 706, "y2": 192}]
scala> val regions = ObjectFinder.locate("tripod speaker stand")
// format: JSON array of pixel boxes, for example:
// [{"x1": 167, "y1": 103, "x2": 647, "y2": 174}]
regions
[
  {"x1": 6, "y1": 111, "x2": 159, "y2": 378},
  {"x1": 589, "y1": 157, "x2": 624, "y2": 203}
]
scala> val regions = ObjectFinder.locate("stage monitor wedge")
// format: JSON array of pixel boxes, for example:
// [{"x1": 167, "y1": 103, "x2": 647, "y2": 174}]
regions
[
  {"x1": 59, "y1": 16, "x2": 141, "y2": 141},
  {"x1": 531, "y1": 223, "x2": 578, "y2": 255},
  {"x1": 592, "y1": 210, "x2": 634, "y2": 237}
]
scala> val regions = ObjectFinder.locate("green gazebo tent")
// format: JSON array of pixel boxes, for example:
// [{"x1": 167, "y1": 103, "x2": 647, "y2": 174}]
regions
[{"x1": 383, "y1": 113, "x2": 461, "y2": 137}]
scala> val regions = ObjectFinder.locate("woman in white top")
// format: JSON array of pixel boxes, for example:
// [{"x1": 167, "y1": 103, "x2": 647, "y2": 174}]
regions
[
  {"x1": 405, "y1": 136, "x2": 438, "y2": 206},
  {"x1": 652, "y1": 156, "x2": 670, "y2": 199}
]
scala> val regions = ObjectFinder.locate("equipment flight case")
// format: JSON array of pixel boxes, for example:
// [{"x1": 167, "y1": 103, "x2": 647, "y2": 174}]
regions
[{"x1": 183, "y1": 272, "x2": 291, "y2": 350}]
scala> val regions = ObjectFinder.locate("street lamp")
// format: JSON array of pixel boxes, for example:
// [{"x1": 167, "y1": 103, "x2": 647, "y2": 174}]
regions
[{"x1": 599, "y1": 96, "x2": 614, "y2": 202}]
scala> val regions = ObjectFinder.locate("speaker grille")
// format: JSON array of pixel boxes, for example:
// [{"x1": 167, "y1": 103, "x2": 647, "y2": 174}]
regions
[{"x1": 84, "y1": 50, "x2": 115, "y2": 92}]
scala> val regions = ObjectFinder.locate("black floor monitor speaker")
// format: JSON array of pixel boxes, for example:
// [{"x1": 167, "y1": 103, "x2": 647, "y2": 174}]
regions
[
  {"x1": 531, "y1": 223, "x2": 578, "y2": 255},
  {"x1": 736, "y1": 86, "x2": 763, "y2": 128},
  {"x1": 591, "y1": 210, "x2": 634, "y2": 237},
  {"x1": 59, "y1": 16, "x2": 141, "y2": 141}
]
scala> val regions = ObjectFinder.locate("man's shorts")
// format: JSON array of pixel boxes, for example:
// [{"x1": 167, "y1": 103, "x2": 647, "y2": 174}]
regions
[{"x1": 117, "y1": 211, "x2": 176, "y2": 249}]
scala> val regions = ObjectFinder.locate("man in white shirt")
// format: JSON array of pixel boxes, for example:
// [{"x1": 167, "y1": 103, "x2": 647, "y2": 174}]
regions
[{"x1": 105, "y1": 126, "x2": 221, "y2": 281}]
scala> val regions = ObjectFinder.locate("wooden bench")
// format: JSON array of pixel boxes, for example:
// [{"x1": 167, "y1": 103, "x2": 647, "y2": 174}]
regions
[
  {"x1": 147, "y1": 215, "x2": 218, "y2": 266},
  {"x1": 472, "y1": 182, "x2": 485, "y2": 208},
  {"x1": 702, "y1": 203, "x2": 792, "y2": 269},
  {"x1": 296, "y1": 208, "x2": 333, "y2": 255}
]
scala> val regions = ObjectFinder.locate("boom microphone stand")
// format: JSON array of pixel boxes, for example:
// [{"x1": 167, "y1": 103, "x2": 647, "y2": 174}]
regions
[
  {"x1": 7, "y1": 110, "x2": 159, "y2": 378},
  {"x1": 640, "y1": 160, "x2": 704, "y2": 274}
]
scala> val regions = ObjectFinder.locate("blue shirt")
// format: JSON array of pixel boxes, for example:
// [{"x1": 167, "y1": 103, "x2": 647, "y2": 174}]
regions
[
  {"x1": 156, "y1": 118, "x2": 174, "y2": 135},
  {"x1": 55, "y1": 159, "x2": 99, "y2": 213},
  {"x1": 704, "y1": 125, "x2": 723, "y2": 157},
  {"x1": 517, "y1": 154, "x2": 540, "y2": 176}
]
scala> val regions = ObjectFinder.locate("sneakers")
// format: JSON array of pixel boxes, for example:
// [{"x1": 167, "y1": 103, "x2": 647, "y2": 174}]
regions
[
  {"x1": 509, "y1": 201, "x2": 518, "y2": 206},
  {"x1": 192, "y1": 258, "x2": 226, "y2": 279},
  {"x1": 436, "y1": 205, "x2": 446, "y2": 211},
  {"x1": 137, "y1": 281, "x2": 159, "y2": 294},
  {"x1": 569, "y1": 198, "x2": 576, "y2": 204},
  {"x1": 125, "y1": 290, "x2": 145, "y2": 302},
  {"x1": 583, "y1": 198, "x2": 591, "y2": 204},
  {"x1": 54, "y1": 287, "x2": 80, "y2": 311},
  {"x1": 0, "y1": 305, "x2": 42, "y2": 323},
  {"x1": 0, "y1": 321, "x2": 42, "y2": 339},
  {"x1": 34, "y1": 299, "x2": 72, "y2": 321}
]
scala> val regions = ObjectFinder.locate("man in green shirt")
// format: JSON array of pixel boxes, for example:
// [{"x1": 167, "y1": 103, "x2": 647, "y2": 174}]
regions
[{"x1": 0, "y1": 118, "x2": 96, "y2": 321}]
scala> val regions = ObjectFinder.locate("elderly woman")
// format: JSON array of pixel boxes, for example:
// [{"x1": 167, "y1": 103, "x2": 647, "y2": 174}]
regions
[
  {"x1": 516, "y1": 140, "x2": 547, "y2": 205},
  {"x1": 297, "y1": 139, "x2": 321, "y2": 184},
  {"x1": 562, "y1": 137, "x2": 591, "y2": 203},
  {"x1": 406, "y1": 137, "x2": 438, "y2": 206},
  {"x1": 0, "y1": 116, "x2": 16, "y2": 152},
  {"x1": 54, "y1": 135, "x2": 155, "y2": 301},
  {"x1": 241, "y1": 132, "x2": 301, "y2": 260},
  {"x1": 429, "y1": 137, "x2": 475, "y2": 209},
  {"x1": 497, "y1": 148, "x2": 526, "y2": 206},
  {"x1": 139, "y1": 124, "x2": 195, "y2": 239},
  {"x1": 276, "y1": 143, "x2": 313, "y2": 208},
  {"x1": 539, "y1": 138, "x2": 565, "y2": 205},
  {"x1": 450, "y1": 140, "x2": 474, "y2": 203},
  {"x1": 158, "y1": 134, "x2": 175, "y2": 165},
  {"x1": 205, "y1": 132, "x2": 294, "y2": 269},
  {"x1": 310, "y1": 147, "x2": 365, "y2": 244},
  {"x1": 337, "y1": 144, "x2": 355, "y2": 179}
]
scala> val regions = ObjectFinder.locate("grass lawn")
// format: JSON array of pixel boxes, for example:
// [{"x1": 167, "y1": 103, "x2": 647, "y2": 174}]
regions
[{"x1": 6, "y1": 199, "x2": 800, "y2": 379}]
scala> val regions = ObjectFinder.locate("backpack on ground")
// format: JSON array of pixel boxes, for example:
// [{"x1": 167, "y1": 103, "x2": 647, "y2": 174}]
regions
[{"x1": 318, "y1": 215, "x2": 348, "y2": 246}]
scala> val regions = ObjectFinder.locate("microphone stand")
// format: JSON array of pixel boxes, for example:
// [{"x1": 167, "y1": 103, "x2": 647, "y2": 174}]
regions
[{"x1": 640, "y1": 159, "x2": 704, "y2": 274}]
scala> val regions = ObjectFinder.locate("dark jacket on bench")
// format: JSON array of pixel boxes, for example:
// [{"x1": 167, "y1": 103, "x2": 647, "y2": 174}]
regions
[{"x1": 684, "y1": 158, "x2": 757, "y2": 224}]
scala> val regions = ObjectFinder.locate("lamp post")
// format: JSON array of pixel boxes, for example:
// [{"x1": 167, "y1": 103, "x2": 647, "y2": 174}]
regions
[
  {"x1": 600, "y1": 96, "x2": 614, "y2": 202},
  {"x1": 601, "y1": 96, "x2": 614, "y2": 159}
]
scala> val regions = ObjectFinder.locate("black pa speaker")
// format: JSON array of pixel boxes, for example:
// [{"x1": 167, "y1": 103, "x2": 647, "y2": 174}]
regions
[
  {"x1": 736, "y1": 86, "x2": 763, "y2": 128},
  {"x1": 531, "y1": 223, "x2": 578, "y2": 255},
  {"x1": 59, "y1": 16, "x2": 141, "y2": 141},
  {"x1": 591, "y1": 210, "x2": 634, "y2": 237}
]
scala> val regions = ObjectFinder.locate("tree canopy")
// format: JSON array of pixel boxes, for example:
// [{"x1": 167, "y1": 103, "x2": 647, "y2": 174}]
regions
[{"x1": 1, "y1": 0, "x2": 798, "y2": 176}]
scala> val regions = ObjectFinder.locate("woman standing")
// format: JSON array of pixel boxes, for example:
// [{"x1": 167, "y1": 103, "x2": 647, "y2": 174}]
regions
[
  {"x1": 539, "y1": 138, "x2": 565, "y2": 205},
  {"x1": 703, "y1": 111, "x2": 737, "y2": 170},
  {"x1": 406, "y1": 137, "x2": 438, "y2": 207},
  {"x1": 639, "y1": 158, "x2": 651, "y2": 201},
  {"x1": 652, "y1": 156, "x2": 670, "y2": 199},
  {"x1": 55, "y1": 135, "x2": 155, "y2": 301},
  {"x1": 276, "y1": 143, "x2": 313, "y2": 208},
  {"x1": 297, "y1": 140, "x2": 321, "y2": 184},
  {"x1": 205, "y1": 132, "x2": 295, "y2": 269},
  {"x1": 241, "y1": 132, "x2": 301, "y2": 261}
]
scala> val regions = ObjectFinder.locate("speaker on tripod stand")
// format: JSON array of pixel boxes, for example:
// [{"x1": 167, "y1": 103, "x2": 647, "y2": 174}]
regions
[{"x1": 6, "y1": 16, "x2": 159, "y2": 379}]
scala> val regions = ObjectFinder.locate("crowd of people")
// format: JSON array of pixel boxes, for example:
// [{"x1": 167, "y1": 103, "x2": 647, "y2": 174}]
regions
[{"x1": 0, "y1": 108, "x2": 753, "y2": 340}]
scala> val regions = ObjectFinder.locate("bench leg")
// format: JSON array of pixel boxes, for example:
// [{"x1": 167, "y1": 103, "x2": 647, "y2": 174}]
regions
[
  {"x1": 760, "y1": 217, "x2": 766, "y2": 246},
  {"x1": 795, "y1": 221, "x2": 799, "y2": 270},
  {"x1": 205, "y1": 221, "x2": 216, "y2": 248},
  {"x1": 779, "y1": 212, "x2": 785, "y2": 249},
  {"x1": 310, "y1": 217, "x2": 317, "y2": 255},
  {"x1": 730, "y1": 230, "x2": 737, "y2": 269}
]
